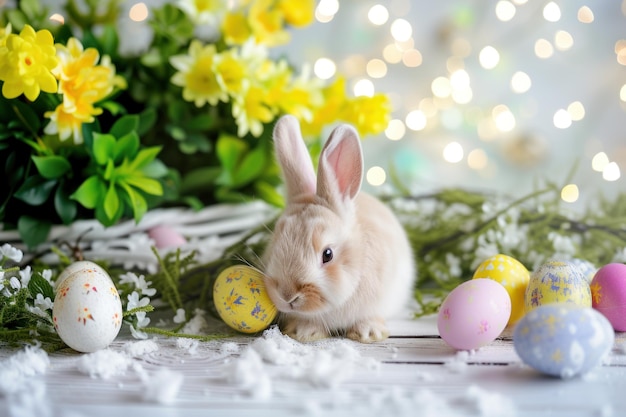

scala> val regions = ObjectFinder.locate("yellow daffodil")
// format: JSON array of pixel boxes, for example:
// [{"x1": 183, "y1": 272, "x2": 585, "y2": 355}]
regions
[
  {"x1": 343, "y1": 93, "x2": 392, "y2": 137},
  {"x1": 0, "y1": 24, "x2": 58, "y2": 101},
  {"x1": 278, "y1": 0, "x2": 314, "y2": 27},
  {"x1": 300, "y1": 76, "x2": 348, "y2": 137},
  {"x1": 177, "y1": 0, "x2": 228, "y2": 25},
  {"x1": 44, "y1": 38, "x2": 125, "y2": 144},
  {"x1": 222, "y1": 11, "x2": 252, "y2": 45},
  {"x1": 213, "y1": 49, "x2": 247, "y2": 95},
  {"x1": 170, "y1": 40, "x2": 227, "y2": 107},
  {"x1": 0, "y1": 22, "x2": 12, "y2": 46},
  {"x1": 232, "y1": 81, "x2": 274, "y2": 137},
  {"x1": 277, "y1": 66, "x2": 323, "y2": 123},
  {"x1": 248, "y1": 0, "x2": 290, "y2": 46}
]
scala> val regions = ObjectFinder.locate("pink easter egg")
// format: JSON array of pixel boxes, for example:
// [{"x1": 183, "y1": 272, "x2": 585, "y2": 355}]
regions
[
  {"x1": 591, "y1": 263, "x2": 626, "y2": 331},
  {"x1": 148, "y1": 225, "x2": 186, "y2": 249},
  {"x1": 438, "y1": 278, "x2": 511, "y2": 350}
]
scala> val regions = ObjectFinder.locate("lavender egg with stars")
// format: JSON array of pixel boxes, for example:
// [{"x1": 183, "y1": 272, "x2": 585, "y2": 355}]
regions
[{"x1": 513, "y1": 304, "x2": 614, "y2": 378}]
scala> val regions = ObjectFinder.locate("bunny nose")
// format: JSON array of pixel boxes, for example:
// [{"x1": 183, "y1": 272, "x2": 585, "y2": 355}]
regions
[{"x1": 287, "y1": 295, "x2": 300, "y2": 309}]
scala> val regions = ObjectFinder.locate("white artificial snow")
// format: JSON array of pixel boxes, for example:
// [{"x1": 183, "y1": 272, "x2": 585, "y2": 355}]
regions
[
  {"x1": 0, "y1": 345, "x2": 50, "y2": 394},
  {"x1": 444, "y1": 350, "x2": 470, "y2": 373},
  {"x1": 77, "y1": 349, "x2": 133, "y2": 379},
  {"x1": 464, "y1": 385, "x2": 517, "y2": 417},
  {"x1": 142, "y1": 368, "x2": 184, "y2": 405},
  {"x1": 181, "y1": 309, "x2": 211, "y2": 334},
  {"x1": 223, "y1": 325, "x2": 380, "y2": 400},
  {"x1": 123, "y1": 339, "x2": 159, "y2": 357},
  {"x1": 176, "y1": 337, "x2": 199, "y2": 354}
]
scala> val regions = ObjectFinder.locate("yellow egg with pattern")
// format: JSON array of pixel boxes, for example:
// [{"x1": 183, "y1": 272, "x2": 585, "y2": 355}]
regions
[
  {"x1": 524, "y1": 260, "x2": 592, "y2": 313},
  {"x1": 213, "y1": 265, "x2": 277, "y2": 333},
  {"x1": 472, "y1": 254, "x2": 530, "y2": 325}
]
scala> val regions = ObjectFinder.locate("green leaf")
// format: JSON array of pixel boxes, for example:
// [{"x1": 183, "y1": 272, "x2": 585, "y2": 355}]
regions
[
  {"x1": 32, "y1": 155, "x2": 72, "y2": 179},
  {"x1": 141, "y1": 159, "x2": 169, "y2": 178},
  {"x1": 181, "y1": 167, "x2": 221, "y2": 193},
  {"x1": 28, "y1": 272, "x2": 55, "y2": 301},
  {"x1": 104, "y1": 183, "x2": 120, "y2": 220},
  {"x1": 113, "y1": 132, "x2": 140, "y2": 163},
  {"x1": 120, "y1": 183, "x2": 148, "y2": 223},
  {"x1": 216, "y1": 135, "x2": 247, "y2": 182},
  {"x1": 18, "y1": 215, "x2": 51, "y2": 249},
  {"x1": 138, "y1": 108, "x2": 157, "y2": 136},
  {"x1": 54, "y1": 184, "x2": 77, "y2": 224},
  {"x1": 255, "y1": 181, "x2": 285, "y2": 207},
  {"x1": 14, "y1": 176, "x2": 57, "y2": 206},
  {"x1": 71, "y1": 175, "x2": 105, "y2": 209},
  {"x1": 110, "y1": 115, "x2": 139, "y2": 139},
  {"x1": 93, "y1": 133, "x2": 116, "y2": 165},
  {"x1": 232, "y1": 145, "x2": 267, "y2": 187},
  {"x1": 10, "y1": 100, "x2": 41, "y2": 132},
  {"x1": 124, "y1": 176, "x2": 163, "y2": 196},
  {"x1": 129, "y1": 146, "x2": 162, "y2": 170},
  {"x1": 99, "y1": 24, "x2": 119, "y2": 58}
]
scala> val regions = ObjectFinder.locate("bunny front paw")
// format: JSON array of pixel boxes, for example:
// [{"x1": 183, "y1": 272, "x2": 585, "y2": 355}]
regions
[
  {"x1": 347, "y1": 318, "x2": 389, "y2": 343},
  {"x1": 281, "y1": 318, "x2": 330, "y2": 342}
]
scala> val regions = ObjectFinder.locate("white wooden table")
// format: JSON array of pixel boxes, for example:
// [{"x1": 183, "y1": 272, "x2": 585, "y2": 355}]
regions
[{"x1": 2, "y1": 313, "x2": 625, "y2": 417}]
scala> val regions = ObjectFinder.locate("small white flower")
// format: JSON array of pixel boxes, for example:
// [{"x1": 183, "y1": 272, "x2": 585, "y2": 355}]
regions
[
  {"x1": 135, "y1": 311, "x2": 151, "y2": 328},
  {"x1": 34, "y1": 293, "x2": 53, "y2": 311},
  {"x1": 126, "y1": 291, "x2": 150, "y2": 311},
  {"x1": 40, "y1": 269, "x2": 52, "y2": 284},
  {"x1": 19, "y1": 266, "x2": 32, "y2": 288},
  {"x1": 173, "y1": 308, "x2": 186, "y2": 324},
  {"x1": 0, "y1": 243, "x2": 23, "y2": 263},
  {"x1": 9, "y1": 276, "x2": 21, "y2": 290},
  {"x1": 130, "y1": 324, "x2": 148, "y2": 340}
]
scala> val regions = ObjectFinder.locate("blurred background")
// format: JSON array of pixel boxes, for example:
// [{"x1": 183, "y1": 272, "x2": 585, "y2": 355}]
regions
[{"x1": 273, "y1": 0, "x2": 626, "y2": 206}]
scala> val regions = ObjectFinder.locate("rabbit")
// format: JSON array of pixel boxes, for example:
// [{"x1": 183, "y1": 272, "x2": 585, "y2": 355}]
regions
[{"x1": 261, "y1": 115, "x2": 416, "y2": 343}]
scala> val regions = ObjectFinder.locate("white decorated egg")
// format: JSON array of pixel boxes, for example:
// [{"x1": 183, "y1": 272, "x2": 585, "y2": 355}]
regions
[
  {"x1": 437, "y1": 278, "x2": 511, "y2": 351},
  {"x1": 53, "y1": 263, "x2": 123, "y2": 353},
  {"x1": 513, "y1": 304, "x2": 614, "y2": 378},
  {"x1": 55, "y1": 260, "x2": 109, "y2": 290}
]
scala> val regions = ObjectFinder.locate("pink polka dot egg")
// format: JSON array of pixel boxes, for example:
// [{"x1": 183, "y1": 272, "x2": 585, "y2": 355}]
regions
[{"x1": 438, "y1": 278, "x2": 511, "y2": 351}]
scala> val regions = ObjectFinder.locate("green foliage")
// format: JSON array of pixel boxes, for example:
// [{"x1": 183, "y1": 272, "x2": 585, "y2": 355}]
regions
[{"x1": 71, "y1": 116, "x2": 165, "y2": 226}]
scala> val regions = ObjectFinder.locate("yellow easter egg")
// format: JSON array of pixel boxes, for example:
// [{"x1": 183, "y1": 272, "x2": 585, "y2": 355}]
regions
[
  {"x1": 524, "y1": 260, "x2": 592, "y2": 313},
  {"x1": 213, "y1": 265, "x2": 277, "y2": 333},
  {"x1": 473, "y1": 254, "x2": 530, "y2": 325}
]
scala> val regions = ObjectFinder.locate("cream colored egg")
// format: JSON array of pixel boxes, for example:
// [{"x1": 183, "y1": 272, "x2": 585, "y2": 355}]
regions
[
  {"x1": 53, "y1": 265, "x2": 123, "y2": 352},
  {"x1": 56, "y1": 260, "x2": 109, "y2": 290}
]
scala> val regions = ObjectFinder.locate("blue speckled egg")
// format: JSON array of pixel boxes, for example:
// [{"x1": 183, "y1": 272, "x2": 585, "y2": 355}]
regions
[{"x1": 513, "y1": 304, "x2": 614, "y2": 378}]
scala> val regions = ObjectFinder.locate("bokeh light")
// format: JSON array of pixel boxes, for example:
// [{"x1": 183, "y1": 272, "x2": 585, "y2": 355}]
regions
[
  {"x1": 443, "y1": 142, "x2": 464, "y2": 163},
  {"x1": 129, "y1": 2, "x2": 148, "y2": 22},
  {"x1": 592, "y1": 152, "x2": 610, "y2": 172},
  {"x1": 495, "y1": 1, "x2": 516, "y2": 22},
  {"x1": 578, "y1": 6, "x2": 594, "y2": 23},
  {"x1": 553, "y1": 109, "x2": 572, "y2": 129},
  {"x1": 390, "y1": 19, "x2": 412, "y2": 42},
  {"x1": 535, "y1": 39, "x2": 554, "y2": 59},
  {"x1": 561, "y1": 184, "x2": 579, "y2": 203},
  {"x1": 366, "y1": 59, "x2": 387, "y2": 78},
  {"x1": 511, "y1": 71, "x2": 532, "y2": 93},
  {"x1": 543, "y1": 2, "x2": 561, "y2": 22},
  {"x1": 406, "y1": 110, "x2": 427, "y2": 131},
  {"x1": 314, "y1": 58, "x2": 336, "y2": 80},
  {"x1": 368, "y1": 4, "x2": 389, "y2": 25},
  {"x1": 385, "y1": 119, "x2": 406, "y2": 140},
  {"x1": 353, "y1": 79, "x2": 375, "y2": 97},
  {"x1": 603, "y1": 162, "x2": 621, "y2": 181},
  {"x1": 479, "y1": 46, "x2": 500, "y2": 69},
  {"x1": 367, "y1": 166, "x2": 387, "y2": 186}
]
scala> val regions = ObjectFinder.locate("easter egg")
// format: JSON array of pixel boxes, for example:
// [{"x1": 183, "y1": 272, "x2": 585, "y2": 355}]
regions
[
  {"x1": 590, "y1": 263, "x2": 626, "y2": 331},
  {"x1": 55, "y1": 260, "x2": 108, "y2": 290},
  {"x1": 213, "y1": 265, "x2": 277, "y2": 334},
  {"x1": 524, "y1": 260, "x2": 591, "y2": 313},
  {"x1": 472, "y1": 254, "x2": 530, "y2": 325},
  {"x1": 148, "y1": 225, "x2": 186, "y2": 249},
  {"x1": 438, "y1": 279, "x2": 511, "y2": 351},
  {"x1": 570, "y1": 258, "x2": 597, "y2": 284},
  {"x1": 513, "y1": 304, "x2": 614, "y2": 378},
  {"x1": 53, "y1": 263, "x2": 123, "y2": 353}
]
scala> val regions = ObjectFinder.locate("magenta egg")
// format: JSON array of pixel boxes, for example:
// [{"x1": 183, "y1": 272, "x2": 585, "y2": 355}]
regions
[
  {"x1": 591, "y1": 263, "x2": 626, "y2": 331},
  {"x1": 438, "y1": 278, "x2": 511, "y2": 350}
]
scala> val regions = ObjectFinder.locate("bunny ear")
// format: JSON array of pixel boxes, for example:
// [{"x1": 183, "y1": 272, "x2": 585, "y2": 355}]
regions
[
  {"x1": 273, "y1": 115, "x2": 317, "y2": 202},
  {"x1": 317, "y1": 124, "x2": 363, "y2": 205}
]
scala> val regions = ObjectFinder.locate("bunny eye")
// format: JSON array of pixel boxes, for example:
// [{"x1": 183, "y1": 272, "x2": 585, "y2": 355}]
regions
[{"x1": 322, "y1": 248, "x2": 333, "y2": 264}]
